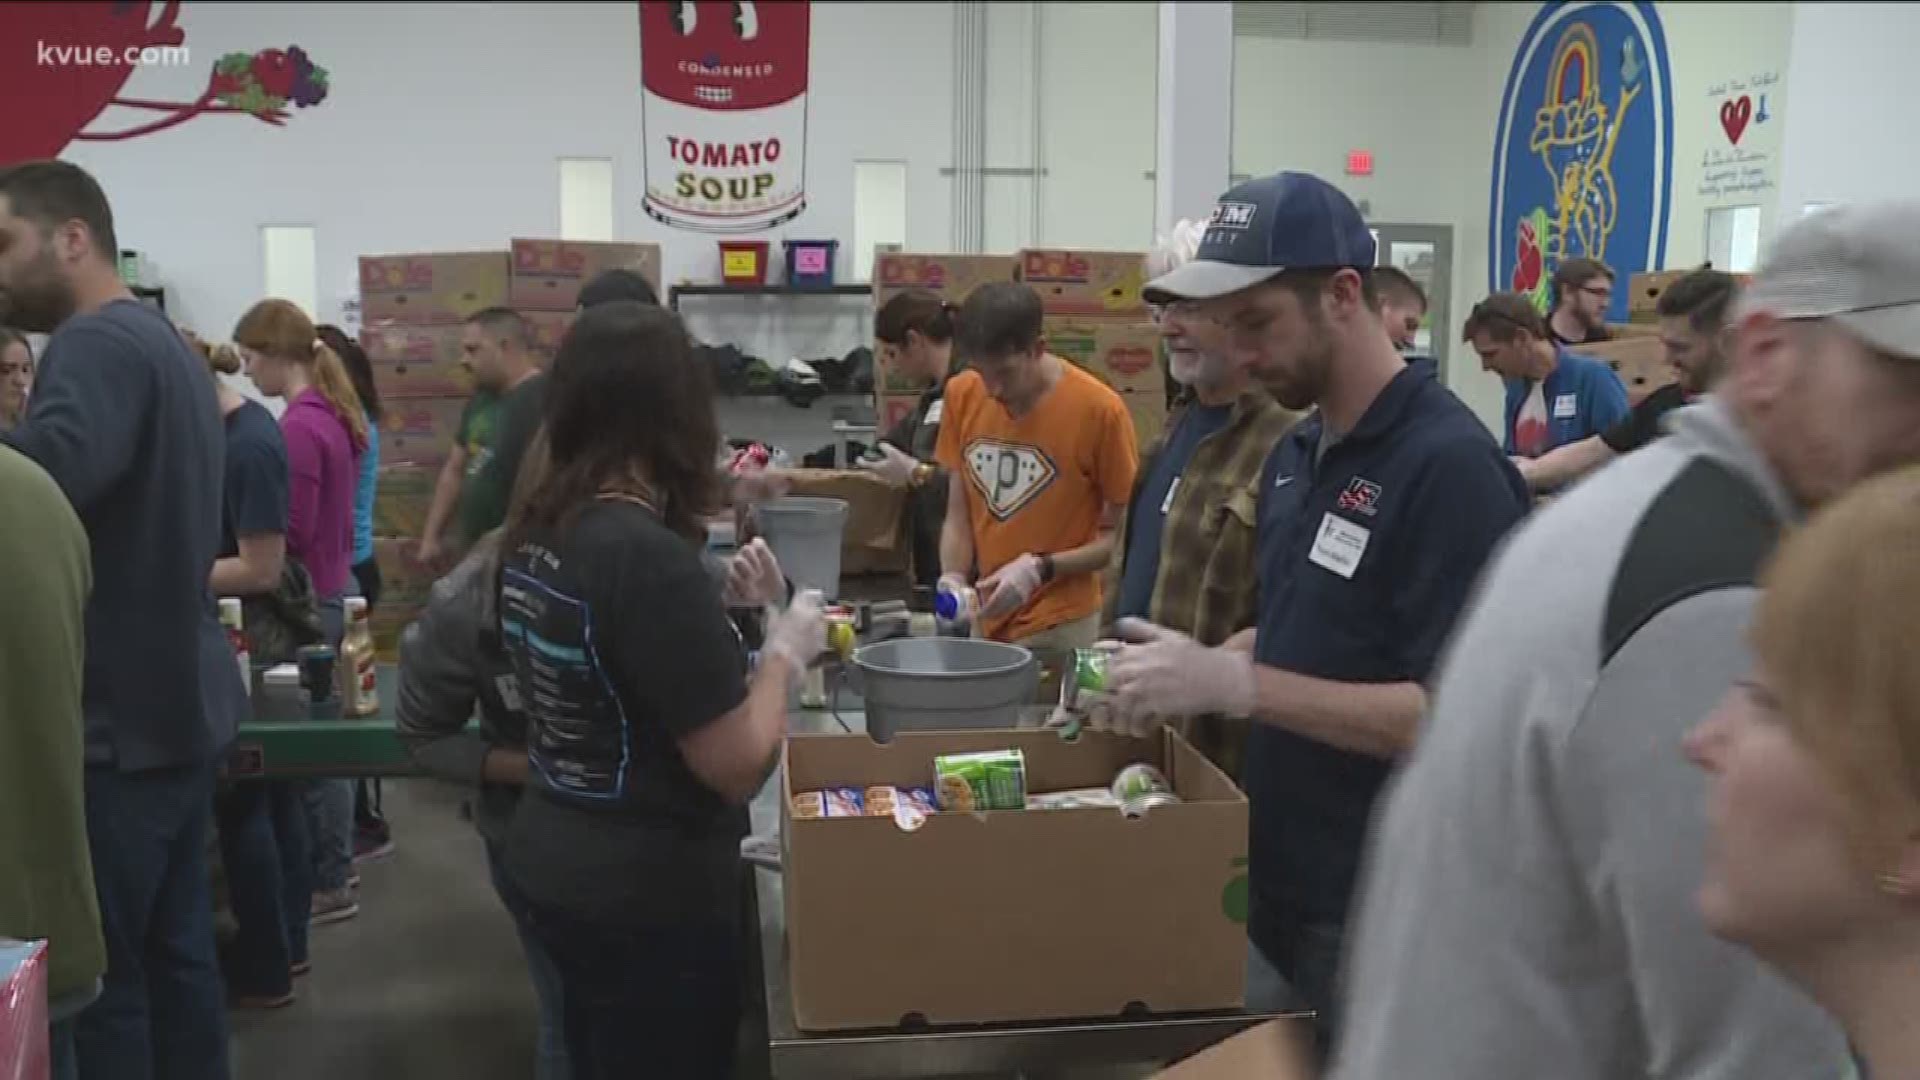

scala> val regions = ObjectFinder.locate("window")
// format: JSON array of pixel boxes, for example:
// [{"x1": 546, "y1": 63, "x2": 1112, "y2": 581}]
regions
[
  {"x1": 559, "y1": 158, "x2": 615, "y2": 242},
  {"x1": 260, "y1": 225, "x2": 317, "y2": 320},
  {"x1": 1705, "y1": 205, "x2": 1762, "y2": 273},
  {"x1": 852, "y1": 160, "x2": 907, "y2": 281}
]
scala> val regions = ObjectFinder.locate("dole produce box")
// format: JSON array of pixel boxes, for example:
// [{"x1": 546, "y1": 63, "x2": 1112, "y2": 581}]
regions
[
  {"x1": 784, "y1": 727, "x2": 1248, "y2": 1030},
  {"x1": 362, "y1": 322, "x2": 470, "y2": 399},
  {"x1": 1018, "y1": 249, "x2": 1149, "y2": 318},
  {"x1": 1046, "y1": 319, "x2": 1165, "y2": 394},
  {"x1": 373, "y1": 463, "x2": 438, "y2": 539},
  {"x1": 509, "y1": 239, "x2": 662, "y2": 311},
  {"x1": 872, "y1": 252, "x2": 1015, "y2": 308},
  {"x1": 370, "y1": 538, "x2": 431, "y2": 661},
  {"x1": 1121, "y1": 388, "x2": 1170, "y2": 450},
  {"x1": 521, "y1": 309, "x2": 575, "y2": 364},
  {"x1": 380, "y1": 396, "x2": 468, "y2": 469},
  {"x1": 359, "y1": 252, "x2": 510, "y2": 325}
]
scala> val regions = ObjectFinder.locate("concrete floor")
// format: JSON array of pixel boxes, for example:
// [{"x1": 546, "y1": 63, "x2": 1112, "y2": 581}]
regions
[{"x1": 229, "y1": 780, "x2": 540, "y2": 1080}]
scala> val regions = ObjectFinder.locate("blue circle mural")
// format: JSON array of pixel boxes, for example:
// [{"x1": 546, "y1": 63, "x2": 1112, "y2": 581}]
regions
[{"x1": 1490, "y1": 1, "x2": 1673, "y2": 322}]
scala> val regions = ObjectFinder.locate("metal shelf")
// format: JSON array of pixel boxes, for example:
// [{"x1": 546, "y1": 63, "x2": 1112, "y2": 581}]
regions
[{"x1": 670, "y1": 283, "x2": 872, "y2": 310}]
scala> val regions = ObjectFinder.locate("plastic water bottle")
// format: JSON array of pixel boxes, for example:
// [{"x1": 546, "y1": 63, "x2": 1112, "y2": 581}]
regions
[{"x1": 934, "y1": 583, "x2": 979, "y2": 636}]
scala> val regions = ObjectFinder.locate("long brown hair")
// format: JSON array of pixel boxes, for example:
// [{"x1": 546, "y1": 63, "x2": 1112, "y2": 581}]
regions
[
  {"x1": 234, "y1": 299, "x2": 369, "y2": 451},
  {"x1": 503, "y1": 300, "x2": 720, "y2": 550}
]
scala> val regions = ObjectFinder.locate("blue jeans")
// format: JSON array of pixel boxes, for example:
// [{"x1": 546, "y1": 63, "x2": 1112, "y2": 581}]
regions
[
  {"x1": 487, "y1": 840, "x2": 572, "y2": 1080},
  {"x1": 303, "y1": 596, "x2": 354, "y2": 892},
  {"x1": 76, "y1": 760, "x2": 230, "y2": 1080},
  {"x1": 213, "y1": 779, "x2": 312, "y2": 995}
]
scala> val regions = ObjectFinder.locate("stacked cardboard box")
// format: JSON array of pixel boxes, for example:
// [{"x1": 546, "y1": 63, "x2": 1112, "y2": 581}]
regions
[
  {"x1": 870, "y1": 252, "x2": 1018, "y2": 430},
  {"x1": 1627, "y1": 269, "x2": 1753, "y2": 323},
  {"x1": 509, "y1": 239, "x2": 662, "y2": 366},
  {"x1": 1017, "y1": 248, "x2": 1166, "y2": 449},
  {"x1": 359, "y1": 250, "x2": 510, "y2": 657}
]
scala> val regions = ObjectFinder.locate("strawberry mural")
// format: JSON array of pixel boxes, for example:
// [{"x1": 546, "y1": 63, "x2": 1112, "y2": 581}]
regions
[
  {"x1": 1510, "y1": 208, "x2": 1554, "y2": 313},
  {"x1": 1, "y1": 2, "x2": 330, "y2": 167}
]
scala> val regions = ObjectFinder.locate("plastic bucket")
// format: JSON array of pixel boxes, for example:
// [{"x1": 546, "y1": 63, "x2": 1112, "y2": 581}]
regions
[
  {"x1": 783, "y1": 239, "x2": 839, "y2": 288},
  {"x1": 719, "y1": 240, "x2": 771, "y2": 286},
  {"x1": 849, "y1": 638, "x2": 1039, "y2": 742},
  {"x1": 755, "y1": 497, "x2": 848, "y2": 599}
]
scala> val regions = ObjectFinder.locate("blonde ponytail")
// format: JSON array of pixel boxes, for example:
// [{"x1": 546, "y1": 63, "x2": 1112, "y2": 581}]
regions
[{"x1": 310, "y1": 340, "x2": 369, "y2": 451}]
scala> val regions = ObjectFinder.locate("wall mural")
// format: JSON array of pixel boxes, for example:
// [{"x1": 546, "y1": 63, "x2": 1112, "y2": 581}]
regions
[
  {"x1": 1491, "y1": 1, "x2": 1673, "y2": 321},
  {"x1": 639, "y1": 0, "x2": 811, "y2": 234},
  {"x1": 1, "y1": 1, "x2": 330, "y2": 168}
]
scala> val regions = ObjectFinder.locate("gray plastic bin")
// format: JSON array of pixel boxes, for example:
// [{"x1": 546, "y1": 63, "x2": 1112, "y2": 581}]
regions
[
  {"x1": 755, "y1": 496, "x2": 848, "y2": 599},
  {"x1": 848, "y1": 638, "x2": 1039, "y2": 742}
]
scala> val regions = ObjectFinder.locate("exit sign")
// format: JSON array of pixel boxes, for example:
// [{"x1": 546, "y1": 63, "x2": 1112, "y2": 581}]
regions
[{"x1": 1346, "y1": 150, "x2": 1374, "y2": 177}]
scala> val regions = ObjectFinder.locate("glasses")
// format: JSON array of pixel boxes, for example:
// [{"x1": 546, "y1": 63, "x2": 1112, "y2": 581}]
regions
[{"x1": 1579, "y1": 283, "x2": 1613, "y2": 301}]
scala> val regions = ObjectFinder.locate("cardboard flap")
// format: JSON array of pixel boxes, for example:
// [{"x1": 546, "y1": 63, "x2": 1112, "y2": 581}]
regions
[
  {"x1": 1152, "y1": 1020, "x2": 1317, "y2": 1079},
  {"x1": 777, "y1": 470, "x2": 908, "y2": 553}
]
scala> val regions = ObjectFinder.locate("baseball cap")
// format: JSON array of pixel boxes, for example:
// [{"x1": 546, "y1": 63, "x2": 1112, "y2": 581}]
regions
[
  {"x1": 1742, "y1": 200, "x2": 1920, "y2": 360},
  {"x1": 577, "y1": 268, "x2": 660, "y2": 310},
  {"x1": 1143, "y1": 171, "x2": 1376, "y2": 304}
]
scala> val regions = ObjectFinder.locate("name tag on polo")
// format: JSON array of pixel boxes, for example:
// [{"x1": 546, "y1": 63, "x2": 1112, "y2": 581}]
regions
[
  {"x1": 924, "y1": 400, "x2": 944, "y2": 426},
  {"x1": 1552, "y1": 393, "x2": 1577, "y2": 419},
  {"x1": 1309, "y1": 512, "x2": 1370, "y2": 579}
]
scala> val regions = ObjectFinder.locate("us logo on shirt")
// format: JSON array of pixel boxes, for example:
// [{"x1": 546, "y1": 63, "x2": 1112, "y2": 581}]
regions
[
  {"x1": 965, "y1": 440, "x2": 1057, "y2": 521},
  {"x1": 1336, "y1": 477, "x2": 1382, "y2": 516}
]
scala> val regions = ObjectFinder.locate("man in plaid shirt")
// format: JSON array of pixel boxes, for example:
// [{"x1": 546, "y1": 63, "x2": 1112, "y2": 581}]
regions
[{"x1": 1106, "y1": 220, "x2": 1301, "y2": 780}]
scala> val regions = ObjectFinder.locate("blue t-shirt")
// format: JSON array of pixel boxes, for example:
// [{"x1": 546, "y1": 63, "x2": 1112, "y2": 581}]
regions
[
  {"x1": 220, "y1": 399, "x2": 290, "y2": 558},
  {"x1": 1246, "y1": 361, "x2": 1528, "y2": 941},
  {"x1": 1502, "y1": 346, "x2": 1631, "y2": 457},
  {"x1": 352, "y1": 413, "x2": 379, "y2": 565},
  {"x1": 1115, "y1": 403, "x2": 1234, "y2": 620}
]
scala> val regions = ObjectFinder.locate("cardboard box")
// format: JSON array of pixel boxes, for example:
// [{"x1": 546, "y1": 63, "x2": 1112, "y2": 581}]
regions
[
  {"x1": 873, "y1": 252, "x2": 1016, "y2": 306},
  {"x1": 783, "y1": 727, "x2": 1248, "y2": 1030},
  {"x1": 362, "y1": 322, "x2": 471, "y2": 399},
  {"x1": 1019, "y1": 249, "x2": 1149, "y2": 317},
  {"x1": 1152, "y1": 1020, "x2": 1316, "y2": 1080},
  {"x1": 757, "y1": 468, "x2": 909, "y2": 577},
  {"x1": 1121, "y1": 388, "x2": 1171, "y2": 449},
  {"x1": 509, "y1": 239, "x2": 662, "y2": 311},
  {"x1": 877, "y1": 393, "x2": 919, "y2": 437},
  {"x1": 372, "y1": 463, "x2": 437, "y2": 539},
  {"x1": 1047, "y1": 319, "x2": 1165, "y2": 394},
  {"x1": 1605, "y1": 321, "x2": 1664, "y2": 339},
  {"x1": 521, "y1": 309, "x2": 575, "y2": 364},
  {"x1": 360, "y1": 252, "x2": 510, "y2": 325},
  {"x1": 1578, "y1": 335, "x2": 1673, "y2": 405},
  {"x1": 369, "y1": 537, "x2": 432, "y2": 661},
  {"x1": 379, "y1": 396, "x2": 468, "y2": 468},
  {"x1": 1627, "y1": 269, "x2": 1752, "y2": 323}
]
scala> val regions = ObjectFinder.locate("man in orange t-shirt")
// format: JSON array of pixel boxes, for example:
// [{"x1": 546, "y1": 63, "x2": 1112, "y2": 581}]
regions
[{"x1": 935, "y1": 282, "x2": 1139, "y2": 646}]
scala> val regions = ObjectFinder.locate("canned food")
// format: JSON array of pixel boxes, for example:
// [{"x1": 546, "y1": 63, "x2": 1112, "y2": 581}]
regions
[
  {"x1": 934, "y1": 749, "x2": 1028, "y2": 812},
  {"x1": 1121, "y1": 790, "x2": 1182, "y2": 817},
  {"x1": 1112, "y1": 762, "x2": 1174, "y2": 803}
]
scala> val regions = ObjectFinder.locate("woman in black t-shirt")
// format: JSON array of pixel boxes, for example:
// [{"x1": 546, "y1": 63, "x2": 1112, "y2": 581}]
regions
[{"x1": 495, "y1": 300, "x2": 824, "y2": 1079}]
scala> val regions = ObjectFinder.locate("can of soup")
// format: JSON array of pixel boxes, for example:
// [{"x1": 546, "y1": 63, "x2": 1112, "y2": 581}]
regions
[{"x1": 1111, "y1": 763, "x2": 1179, "y2": 816}]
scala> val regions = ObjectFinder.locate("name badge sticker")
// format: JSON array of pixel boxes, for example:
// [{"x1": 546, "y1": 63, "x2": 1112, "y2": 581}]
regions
[
  {"x1": 1553, "y1": 393, "x2": 1577, "y2": 419},
  {"x1": 924, "y1": 399, "x2": 944, "y2": 426},
  {"x1": 1308, "y1": 512, "x2": 1370, "y2": 580},
  {"x1": 1161, "y1": 477, "x2": 1182, "y2": 515}
]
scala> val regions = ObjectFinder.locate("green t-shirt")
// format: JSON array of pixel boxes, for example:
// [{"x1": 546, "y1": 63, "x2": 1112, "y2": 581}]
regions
[
  {"x1": 0, "y1": 445, "x2": 105, "y2": 1001},
  {"x1": 456, "y1": 391, "x2": 504, "y2": 544}
]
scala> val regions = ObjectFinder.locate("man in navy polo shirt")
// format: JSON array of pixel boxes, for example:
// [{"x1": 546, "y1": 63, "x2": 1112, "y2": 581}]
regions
[
  {"x1": 1096, "y1": 172, "x2": 1530, "y2": 1049},
  {"x1": 1466, "y1": 290, "x2": 1630, "y2": 458}
]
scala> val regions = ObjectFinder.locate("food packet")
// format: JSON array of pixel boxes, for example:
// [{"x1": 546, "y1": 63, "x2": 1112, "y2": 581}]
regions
[
  {"x1": 933, "y1": 749, "x2": 1028, "y2": 812},
  {"x1": 791, "y1": 787, "x2": 865, "y2": 819},
  {"x1": 1025, "y1": 786, "x2": 1123, "y2": 811}
]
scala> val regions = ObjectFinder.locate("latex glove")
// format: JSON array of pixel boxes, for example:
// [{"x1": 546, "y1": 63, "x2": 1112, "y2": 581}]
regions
[
  {"x1": 977, "y1": 554, "x2": 1046, "y2": 619},
  {"x1": 723, "y1": 538, "x2": 788, "y2": 608},
  {"x1": 763, "y1": 589, "x2": 827, "y2": 676},
  {"x1": 856, "y1": 443, "x2": 920, "y2": 488},
  {"x1": 1103, "y1": 618, "x2": 1257, "y2": 738}
]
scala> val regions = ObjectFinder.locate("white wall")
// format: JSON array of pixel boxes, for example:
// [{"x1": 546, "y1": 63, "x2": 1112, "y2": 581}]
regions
[
  {"x1": 1777, "y1": 1, "x2": 1915, "y2": 217},
  {"x1": 64, "y1": 0, "x2": 954, "y2": 370}
]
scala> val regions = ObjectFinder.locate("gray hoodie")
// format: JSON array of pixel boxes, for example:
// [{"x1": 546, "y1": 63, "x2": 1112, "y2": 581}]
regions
[{"x1": 1330, "y1": 399, "x2": 1850, "y2": 1079}]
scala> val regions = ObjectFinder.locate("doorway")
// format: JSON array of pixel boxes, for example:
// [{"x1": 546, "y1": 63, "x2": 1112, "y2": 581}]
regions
[{"x1": 1368, "y1": 222, "x2": 1454, "y2": 382}]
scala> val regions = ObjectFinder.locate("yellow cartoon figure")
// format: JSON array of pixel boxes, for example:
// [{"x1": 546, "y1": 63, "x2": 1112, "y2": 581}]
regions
[{"x1": 1526, "y1": 23, "x2": 1640, "y2": 286}]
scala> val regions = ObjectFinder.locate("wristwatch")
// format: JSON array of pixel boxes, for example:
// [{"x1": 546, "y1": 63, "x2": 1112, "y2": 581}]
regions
[
  {"x1": 909, "y1": 462, "x2": 936, "y2": 489},
  {"x1": 1038, "y1": 553, "x2": 1057, "y2": 583}
]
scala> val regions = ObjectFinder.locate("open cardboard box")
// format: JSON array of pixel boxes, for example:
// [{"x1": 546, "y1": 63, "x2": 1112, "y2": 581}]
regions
[
  {"x1": 783, "y1": 726, "x2": 1249, "y2": 1031},
  {"x1": 1151, "y1": 1019, "x2": 1317, "y2": 1079}
]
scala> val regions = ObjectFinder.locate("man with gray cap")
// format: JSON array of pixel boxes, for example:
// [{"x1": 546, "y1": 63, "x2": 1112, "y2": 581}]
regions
[
  {"x1": 1093, "y1": 172, "x2": 1528, "y2": 1047},
  {"x1": 1327, "y1": 204, "x2": 1920, "y2": 1079}
]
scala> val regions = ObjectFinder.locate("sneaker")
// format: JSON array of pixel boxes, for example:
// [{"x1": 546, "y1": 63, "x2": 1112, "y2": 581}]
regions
[
  {"x1": 231, "y1": 990, "x2": 296, "y2": 1010},
  {"x1": 347, "y1": 870, "x2": 362, "y2": 891},
  {"x1": 290, "y1": 960, "x2": 312, "y2": 979},
  {"x1": 310, "y1": 888, "x2": 359, "y2": 926},
  {"x1": 352, "y1": 828, "x2": 395, "y2": 864}
]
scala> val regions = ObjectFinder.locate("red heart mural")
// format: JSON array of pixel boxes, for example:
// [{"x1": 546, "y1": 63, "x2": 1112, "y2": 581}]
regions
[
  {"x1": 1719, "y1": 95, "x2": 1752, "y2": 146},
  {"x1": 0, "y1": 2, "x2": 179, "y2": 165}
]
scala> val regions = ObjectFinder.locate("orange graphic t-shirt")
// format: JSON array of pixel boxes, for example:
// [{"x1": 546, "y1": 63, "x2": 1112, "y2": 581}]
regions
[{"x1": 934, "y1": 361, "x2": 1139, "y2": 642}]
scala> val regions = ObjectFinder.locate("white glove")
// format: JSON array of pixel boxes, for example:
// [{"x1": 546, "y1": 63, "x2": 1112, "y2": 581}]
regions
[
  {"x1": 1103, "y1": 618, "x2": 1257, "y2": 738},
  {"x1": 723, "y1": 538, "x2": 787, "y2": 608},
  {"x1": 856, "y1": 443, "x2": 920, "y2": 488},
  {"x1": 763, "y1": 589, "x2": 827, "y2": 676},
  {"x1": 977, "y1": 553, "x2": 1046, "y2": 619}
]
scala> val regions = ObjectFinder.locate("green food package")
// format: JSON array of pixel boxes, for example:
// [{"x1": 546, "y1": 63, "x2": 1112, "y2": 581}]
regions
[{"x1": 934, "y1": 749, "x2": 1028, "y2": 812}]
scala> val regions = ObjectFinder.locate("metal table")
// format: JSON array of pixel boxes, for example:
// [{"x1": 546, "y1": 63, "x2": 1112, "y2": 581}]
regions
[{"x1": 739, "y1": 705, "x2": 1300, "y2": 1080}]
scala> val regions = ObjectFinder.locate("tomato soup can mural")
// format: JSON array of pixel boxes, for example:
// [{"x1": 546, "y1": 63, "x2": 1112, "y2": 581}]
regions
[
  {"x1": 640, "y1": 0, "x2": 811, "y2": 234},
  {"x1": 1490, "y1": 1, "x2": 1673, "y2": 321}
]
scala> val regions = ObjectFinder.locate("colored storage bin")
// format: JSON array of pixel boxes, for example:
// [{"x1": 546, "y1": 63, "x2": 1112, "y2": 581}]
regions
[
  {"x1": 784, "y1": 239, "x2": 840, "y2": 288},
  {"x1": 719, "y1": 240, "x2": 771, "y2": 286}
]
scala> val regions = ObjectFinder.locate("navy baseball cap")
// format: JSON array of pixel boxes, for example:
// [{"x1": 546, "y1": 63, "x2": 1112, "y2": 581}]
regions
[{"x1": 1144, "y1": 171, "x2": 1376, "y2": 303}]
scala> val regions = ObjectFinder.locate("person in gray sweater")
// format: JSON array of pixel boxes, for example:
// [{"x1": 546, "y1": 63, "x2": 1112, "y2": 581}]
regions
[{"x1": 1331, "y1": 203, "x2": 1920, "y2": 1078}]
